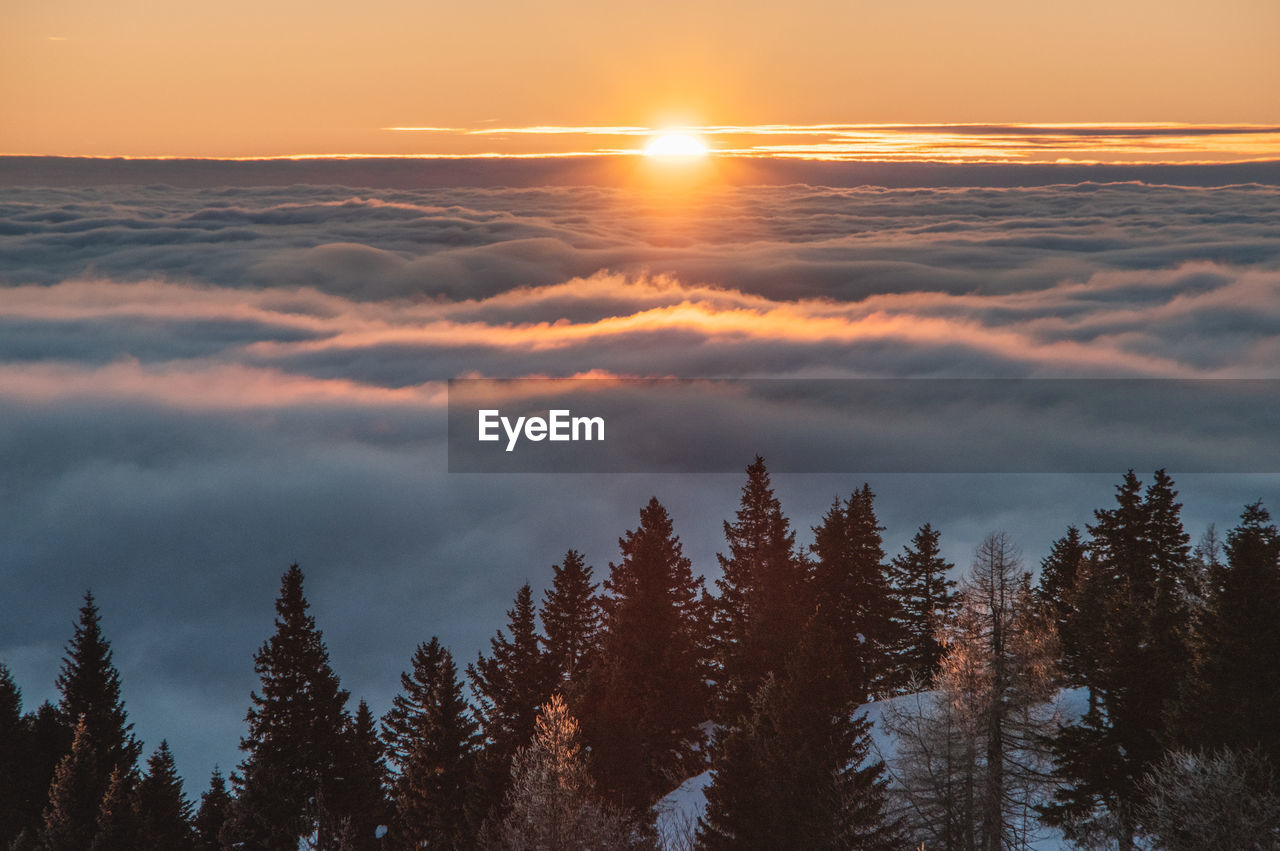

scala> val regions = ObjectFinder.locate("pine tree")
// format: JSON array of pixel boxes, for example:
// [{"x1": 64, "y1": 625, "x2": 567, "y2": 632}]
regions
[
  {"x1": 382, "y1": 637, "x2": 481, "y2": 849},
  {"x1": 468, "y1": 583, "x2": 556, "y2": 810},
  {"x1": 1046, "y1": 470, "x2": 1195, "y2": 849},
  {"x1": 581, "y1": 496, "x2": 712, "y2": 807},
  {"x1": 492, "y1": 694, "x2": 644, "y2": 849},
  {"x1": 890, "y1": 523, "x2": 957, "y2": 689},
  {"x1": 698, "y1": 624, "x2": 892, "y2": 849},
  {"x1": 811, "y1": 486, "x2": 902, "y2": 699},
  {"x1": 1174, "y1": 503, "x2": 1280, "y2": 762},
  {"x1": 136, "y1": 740, "x2": 194, "y2": 849},
  {"x1": 41, "y1": 717, "x2": 102, "y2": 851},
  {"x1": 194, "y1": 768, "x2": 232, "y2": 851},
  {"x1": 540, "y1": 550, "x2": 600, "y2": 689},
  {"x1": 92, "y1": 763, "x2": 141, "y2": 850},
  {"x1": 714, "y1": 457, "x2": 811, "y2": 721},
  {"x1": 231, "y1": 564, "x2": 352, "y2": 850},
  {"x1": 55, "y1": 592, "x2": 141, "y2": 792}
]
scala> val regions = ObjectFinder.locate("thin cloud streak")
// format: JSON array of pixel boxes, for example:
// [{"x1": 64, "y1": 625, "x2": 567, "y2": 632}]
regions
[{"x1": 380, "y1": 123, "x2": 1280, "y2": 163}]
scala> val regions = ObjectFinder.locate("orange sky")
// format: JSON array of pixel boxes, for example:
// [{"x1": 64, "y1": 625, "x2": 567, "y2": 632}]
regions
[{"x1": 3, "y1": 0, "x2": 1279, "y2": 158}]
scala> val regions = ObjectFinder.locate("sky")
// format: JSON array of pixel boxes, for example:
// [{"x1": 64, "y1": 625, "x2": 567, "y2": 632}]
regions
[
  {"x1": 3, "y1": 0, "x2": 1280, "y2": 157},
  {"x1": 3, "y1": 0, "x2": 1280, "y2": 799}
]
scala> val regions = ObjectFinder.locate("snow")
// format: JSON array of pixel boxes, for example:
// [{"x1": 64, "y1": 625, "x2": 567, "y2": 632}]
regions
[
  {"x1": 655, "y1": 770, "x2": 712, "y2": 848},
  {"x1": 860, "y1": 690, "x2": 926, "y2": 767},
  {"x1": 654, "y1": 688, "x2": 1093, "y2": 850}
]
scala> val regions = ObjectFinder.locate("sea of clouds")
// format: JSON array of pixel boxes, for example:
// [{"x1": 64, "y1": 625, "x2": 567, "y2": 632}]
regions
[{"x1": 2, "y1": 175, "x2": 1279, "y2": 784}]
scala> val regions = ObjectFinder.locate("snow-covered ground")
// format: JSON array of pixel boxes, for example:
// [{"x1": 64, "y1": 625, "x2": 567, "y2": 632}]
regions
[
  {"x1": 655, "y1": 688, "x2": 1092, "y2": 850},
  {"x1": 655, "y1": 770, "x2": 712, "y2": 849}
]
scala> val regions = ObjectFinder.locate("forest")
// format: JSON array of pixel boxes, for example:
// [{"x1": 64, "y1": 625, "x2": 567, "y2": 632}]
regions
[{"x1": 2, "y1": 459, "x2": 1278, "y2": 850}]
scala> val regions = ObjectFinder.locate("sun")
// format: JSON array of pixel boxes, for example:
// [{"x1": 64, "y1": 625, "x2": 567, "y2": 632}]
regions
[{"x1": 644, "y1": 133, "x2": 708, "y2": 158}]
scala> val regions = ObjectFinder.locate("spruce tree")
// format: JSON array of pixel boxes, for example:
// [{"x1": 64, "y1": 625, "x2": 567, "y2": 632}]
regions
[
  {"x1": 194, "y1": 768, "x2": 232, "y2": 851},
  {"x1": 16, "y1": 701, "x2": 71, "y2": 844},
  {"x1": 1034, "y1": 526, "x2": 1087, "y2": 681},
  {"x1": 581, "y1": 496, "x2": 712, "y2": 807},
  {"x1": 336, "y1": 700, "x2": 390, "y2": 850},
  {"x1": 468, "y1": 583, "x2": 555, "y2": 809},
  {"x1": 92, "y1": 764, "x2": 141, "y2": 851},
  {"x1": 1046, "y1": 470, "x2": 1195, "y2": 849},
  {"x1": 1144, "y1": 468, "x2": 1195, "y2": 694},
  {"x1": 382, "y1": 637, "x2": 481, "y2": 849},
  {"x1": 698, "y1": 624, "x2": 892, "y2": 849},
  {"x1": 0, "y1": 663, "x2": 23, "y2": 847},
  {"x1": 1175, "y1": 503, "x2": 1280, "y2": 762},
  {"x1": 1188, "y1": 523, "x2": 1224, "y2": 612},
  {"x1": 540, "y1": 550, "x2": 600, "y2": 688},
  {"x1": 810, "y1": 486, "x2": 902, "y2": 698},
  {"x1": 715, "y1": 457, "x2": 811, "y2": 721},
  {"x1": 41, "y1": 718, "x2": 101, "y2": 851},
  {"x1": 890, "y1": 523, "x2": 957, "y2": 688},
  {"x1": 232, "y1": 564, "x2": 352, "y2": 850},
  {"x1": 136, "y1": 740, "x2": 193, "y2": 849},
  {"x1": 56, "y1": 592, "x2": 141, "y2": 793}
]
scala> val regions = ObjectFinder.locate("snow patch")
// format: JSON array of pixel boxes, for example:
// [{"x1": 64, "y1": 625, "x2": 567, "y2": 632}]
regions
[
  {"x1": 655, "y1": 769, "x2": 712, "y2": 848},
  {"x1": 654, "y1": 689, "x2": 1092, "y2": 850}
]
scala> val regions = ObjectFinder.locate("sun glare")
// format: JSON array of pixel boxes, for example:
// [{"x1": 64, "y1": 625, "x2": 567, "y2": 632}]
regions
[{"x1": 644, "y1": 133, "x2": 708, "y2": 158}]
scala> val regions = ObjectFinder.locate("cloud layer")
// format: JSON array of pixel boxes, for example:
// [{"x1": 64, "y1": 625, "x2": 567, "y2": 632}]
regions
[{"x1": 2, "y1": 177, "x2": 1279, "y2": 786}]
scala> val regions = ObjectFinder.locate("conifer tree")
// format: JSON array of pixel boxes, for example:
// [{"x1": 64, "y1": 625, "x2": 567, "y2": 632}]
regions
[
  {"x1": 714, "y1": 457, "x2": 810, "y2": 720},
  {"x1": 468, "y1": 583, "x2": 556, "y2": 806},
  {"x1": 41, "y1": 718, "x2": 101, "y2": 851},
  {"x1": 540, "y1": 550, "x2": 600, "y2": 688},
  {"x1": 136, "y1": 740, "x2": 193, "y2": 849},
  {"x1": 581, "y1": 497, "x2": 711, "y2": 807},
  {"x1": 92, "y1": 764, "x2": 141, "y2": 850},
  {"x1": 382, "y1": 637, "x2": 481, "y2": 849},
  {"x1": 0, "y1": 663, "x2": 23, "y2": 847},
  {"x1": 231, "y1": 564, "x2": 352, "y2": 850},
  {"x1": 810, "y1": 486, "x2": 902, "y2": 698},
  {"x1": 1174, "y1": 503, "x2": 1280, "y2": 762},
  {"x1": 337, "y1": 700, "x2": 390, "y2": 850},
  {"x1": 1144, "y1": 468, "x2": 1196, "y2": 688},
  {"x1": 56, "y1": 592, "x2": 141, "y2": 793},
  {"x1": 890, "y1": 523, "x2": 957, "y2": 688},
  {"x1": 194, "y1": 768, "x2": 232, "y2": 851},
  {"x1": 1047, "y1": 470, "x2": 1195, "y2": 849},
  {"x1": 699, "y1": 623, "x2": 892, "y2": 849},
  {"x1": 1188, "y1": 523, "x2": 1224, "y2": 612},
  {"x1": 1034, "y1": 526, "x2": 1087, "y2": 680},
  {"x1": 15, "y1": 701, "x2": 71, "y2": 845}
]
